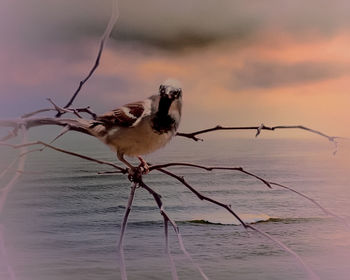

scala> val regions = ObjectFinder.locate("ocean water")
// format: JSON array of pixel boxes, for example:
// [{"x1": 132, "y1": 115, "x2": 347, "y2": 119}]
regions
[{"x1": 0, "y1": 133, "x2": 350, "y2": 280}]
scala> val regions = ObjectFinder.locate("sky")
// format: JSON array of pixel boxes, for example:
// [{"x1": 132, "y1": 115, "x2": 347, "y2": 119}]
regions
[{"x1": 0, "y1": 0, "x2": 350, "y2": 138}]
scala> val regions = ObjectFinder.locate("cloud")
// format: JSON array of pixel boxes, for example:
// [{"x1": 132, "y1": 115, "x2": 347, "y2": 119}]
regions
[
  {"x1": 230, "y1": 61, "x2": 350, "y2": 90},
  {"x1": 114, "y1": 0, "x2": 350, "y2": 50},
  {"x1": 3, "y1": 0, "x2": 350, "y2": 51}
]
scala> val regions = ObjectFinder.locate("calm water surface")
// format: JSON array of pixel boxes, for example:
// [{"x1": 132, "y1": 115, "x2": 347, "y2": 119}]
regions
[{"x1": 0, "y1": 134, "x2": 350, "y2": 280}]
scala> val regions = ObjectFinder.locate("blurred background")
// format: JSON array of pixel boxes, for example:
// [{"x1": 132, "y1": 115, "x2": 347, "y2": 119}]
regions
[
  {"x1": 1, "y1": 1, "x2": 350, "y2": 280},
  {"x1": 0, "y1": 0, "x2": 349, "y2": 137}
]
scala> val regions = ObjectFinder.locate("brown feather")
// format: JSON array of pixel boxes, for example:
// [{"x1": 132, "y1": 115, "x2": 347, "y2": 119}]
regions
[{"x1": 96, "y1": 101, "x2": 145, "y2": 127}]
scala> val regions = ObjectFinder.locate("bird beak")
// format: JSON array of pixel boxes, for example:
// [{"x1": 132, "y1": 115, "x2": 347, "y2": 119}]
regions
[{"x1": 170, "y1": 89, "x2": 182, "y2": 100}]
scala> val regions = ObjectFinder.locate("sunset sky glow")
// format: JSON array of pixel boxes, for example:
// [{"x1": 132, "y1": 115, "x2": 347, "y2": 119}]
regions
[{"x1": 1, "y1": 0, "x2": 349, "y2": 137}]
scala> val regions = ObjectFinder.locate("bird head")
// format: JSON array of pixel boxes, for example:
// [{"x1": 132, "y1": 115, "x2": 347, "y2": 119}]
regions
[
  {"x1": 154, "y1": 79, "x2": 183, "y2": 128},
  {"x1": 159, "y1": 79, "x2": 182, "y2": 101}
]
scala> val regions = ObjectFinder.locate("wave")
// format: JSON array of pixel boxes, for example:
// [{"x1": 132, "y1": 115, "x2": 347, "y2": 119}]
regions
[
  {"x1": 185, "y1": 215, "x2": 324, "y2": 226},
  {"x1": 126, "y1": 215, "x2": 325, "y2": 227}
]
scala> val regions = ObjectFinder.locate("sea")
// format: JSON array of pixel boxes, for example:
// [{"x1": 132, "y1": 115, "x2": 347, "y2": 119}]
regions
[{"x1": 0, "y1": 130, "x2": 350, "y2": 280}]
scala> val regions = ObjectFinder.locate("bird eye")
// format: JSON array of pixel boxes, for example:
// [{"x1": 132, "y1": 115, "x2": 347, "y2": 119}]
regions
[{"x1": 159, "y1": 85, "x2": 166, "y2": 96}]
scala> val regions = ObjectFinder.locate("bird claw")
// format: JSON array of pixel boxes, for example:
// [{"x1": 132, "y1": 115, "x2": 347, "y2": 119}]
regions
[
  {"x1": 125, "y1": 157, "x2": 150, "y2": 182},
  {"x1": 137, "y1": 156, "x2": 149, "y2": 175},
  {"x1": 138, "y1": 164, "x2": 149, "y2": 175}
]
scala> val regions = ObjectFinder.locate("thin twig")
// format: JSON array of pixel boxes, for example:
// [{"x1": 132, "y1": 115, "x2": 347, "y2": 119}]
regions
[
  {"x1": 150, "y1": 162, "x2": 346, "y2": 226},
  {"x1": 247, "y1": 224, "x2": 319, "y2": 280},
  {"x1": 270, "y1": 182, "x2": 350, "y2": 228},
  {"x1": 47, "y1": 98, "x2": 99, "y2": 119},
  {"x1": 1, "y1": 139, "x2": 343, "y2": 226},
  {"x1": 0, "y1": 127, "x2": 28, "y2": 280},
  {"x1": 0, "y1": 117, "x2": 101, "y2": 140},
  {"x1": 0, "y1": 225, "x2": 16, "y2": 280},
  {"x1": 0, "y1": 115, "x2": 344, "y2": 279},
  {"x1": 20, "y1": 106, "x2": 97, "y2": 119},
  {"x1": 0, "y1": 127, "x2": 28, "y2": 213},
  {"x1": 75, "y1": 107, "x2": 97, "y2": 120},
  {"x1": 176, "y1": 124, "x2": 347, "y2": 145},
  {"x1": 140, "y1": 180, "x2": 208, "y2": 280},
  {"x1": 149, "y1": 162, "x2": 272, "y2": 189},
  {"x1": 56, "y1": 0, "x2": 119, "y2": 116},
  {"x1": 117, "y1": 182, "x2": 137, "y2": 280},
  {"x1": 163, "y1": 217, "x2": 178, "y2": 280},
  {"x1": 0, "y1": 158, "x2": 18, "y2": 180},
  {"x1": 49, "y1": 125, "x2": 71, "y2": 145},
  {"x1": 2, "y1": 115, "x2": 347, "y2": 158},
  {"x1": 0, "y1": 140, "x2": 126, "y2": 173},
  {"x1": 21, "y1": 109, "x2": 53, "y2": 118},
  {"x1": 153, "y1": 168, "x2": 319, "y2": 280},
  {"x1": 0, "y1": 128, "x2": 19, "y2": 142},
  {"x1": 155, "y1": 168, "x2": 248, "y2": 227},
  {"x1": 47, "y1": 98, "x2": 83, "y2": 118}
]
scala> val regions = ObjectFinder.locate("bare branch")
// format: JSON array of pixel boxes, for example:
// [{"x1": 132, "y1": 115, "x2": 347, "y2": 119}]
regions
[
  {"x1": 21, "y1": 108, "x2": 53, "y2": 119},
  {"x1": 117, "y1": 182, "x2": 137, "y2": 280},
  {"x1": 27, "y1": 124, "x2": 72, "y2": 154},
  {"x1": 149, "y1": 162, "x2": 272, "y2": 189},
  {"x1": 56, "y1": 0, "x2": 119, "y2": 116},
  {"x1": 246, "y1": 224, "x2": 319, "y2": 280},
  {"x1": 0, "y1": 127, "x2": 28, "y2": 280},
  {"x1": 0, "y1": 0, "x2": 343, "y2": 278},
  {"x1": 0, "y1": 113, "x2": 344, "y2": 279},
  {"x1": 270, "y1": 182, "x2": 350, "y2": 229},
  {"x1": 2, "y1": 136, "x2": 342, "y2": 227},
  {"x1": 47, "y1": 98, "x2": 84, "y2": 118},
  {"x1": 140, "y1": 180, "x2": 208, "y2": 280},
  {"x1": 1, "y1": 115, "x2": 347, "y2": 162},
  {"x1": 0, "y1": 140, "x2": 126, "y2": 173},
  {"x1": 176, "y1": 124, "x2": 347, "y2": 146},
  {"x1": 49, "y1": 125, "x2": 71, "y2": 144},
  {"x1": 75, "y1": 107, "x2": 98, "y2": 120},
  {"x1": 0, "y1": 127, "x2": 28, "y2": 213},
  {"x1": 20, "y1": 106, "x2": 97, "y2": 119},
  {"x1": 0, "y1": 158, "x2": 18, "y2": 180},
  {"x1": 154, "y1": 167, "x2": 248, "y2": 228},
  {"x1": 152, "y1": 168, "x2": 319, "y2": 280},
  {"x1": 163, "y1": 218, "x2": 178, "y2": 280},
  {"x1": 44, "y1": 99, "x2": 99, "y2": 120},
  {"x1": 0, "y1": 225, "x2": 16, "y2": 280},
  {"x1": 150, "y1": 162, "x2": 347, "y2": 226},
  {"x1": 0, "y1": 117, "x2": 94, "y2": 138},
  {"x1": 0, "y1": 127, "x2": 19, "y2": 142}
]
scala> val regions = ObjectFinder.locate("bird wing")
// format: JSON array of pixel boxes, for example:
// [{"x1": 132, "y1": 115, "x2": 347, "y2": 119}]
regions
[{"x1": 96, "y1": 99, "x2": 151, "y2": 127}]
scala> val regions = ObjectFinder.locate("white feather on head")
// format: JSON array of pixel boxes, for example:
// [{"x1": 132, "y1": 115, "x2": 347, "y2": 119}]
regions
[{"x1": 161, "y1": 78, "x2": 182, "y2": 89}]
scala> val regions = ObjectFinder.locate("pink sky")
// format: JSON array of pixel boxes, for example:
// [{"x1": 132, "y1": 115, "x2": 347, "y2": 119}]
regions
[{"x1": 0, "y1": 0, "x2": 349, "y2": 139}]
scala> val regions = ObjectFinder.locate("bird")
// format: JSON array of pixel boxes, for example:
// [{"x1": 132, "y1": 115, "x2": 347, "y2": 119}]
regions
[{"x1": 89, "y1": 79, "x2": 183, "y2": 174}]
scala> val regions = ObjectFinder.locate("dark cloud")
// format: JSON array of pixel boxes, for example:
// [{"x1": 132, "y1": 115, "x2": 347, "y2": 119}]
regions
[
  {"x1": 3, "y1": 0, "x2": 350, "y2": 51},
  {"x1": 112, "y1": 26, "x2": 254, "y2": 51},
  {"x1": 231, "y1": 61, "x2": 350, "y2": 90},
  {"x1": 113, "y1": 0, "x2": 350, "y2": 50}
]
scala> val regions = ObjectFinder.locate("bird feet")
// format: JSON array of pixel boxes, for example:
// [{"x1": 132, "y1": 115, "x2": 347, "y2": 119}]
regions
[
  {"x1": 137, "y1": 156, "x2": 149, "y2": 175},
  {"x1": 127, "y1": 156, "x2": 149, "y2": 182}
]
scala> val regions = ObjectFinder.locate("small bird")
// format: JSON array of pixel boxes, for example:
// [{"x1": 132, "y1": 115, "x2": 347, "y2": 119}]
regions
[{"x1": 90, "y1": 79, "x2": 183, "y2": 173}]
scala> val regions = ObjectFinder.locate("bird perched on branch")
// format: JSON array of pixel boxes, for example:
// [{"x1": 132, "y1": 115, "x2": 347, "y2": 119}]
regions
[{"x1": 90, "y1": 79, "x2": 183, "y2": 174}]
